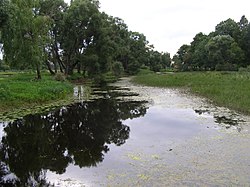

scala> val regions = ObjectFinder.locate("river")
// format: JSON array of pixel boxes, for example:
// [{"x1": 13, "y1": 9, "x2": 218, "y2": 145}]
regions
[{"x1": 0, "y1": 77, "x2": 250, "y2": 186}]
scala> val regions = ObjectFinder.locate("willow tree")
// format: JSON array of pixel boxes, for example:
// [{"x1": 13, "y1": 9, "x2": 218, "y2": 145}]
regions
[
  {"x1": 39, "y1": 0, "x2": 68, "y2": 74},
  {"x1": 1, "y1": 0, "x2": 50, "y2": 79},
  {"x1": 59, "y1": 0, "x2": 100, "y2": 75}
]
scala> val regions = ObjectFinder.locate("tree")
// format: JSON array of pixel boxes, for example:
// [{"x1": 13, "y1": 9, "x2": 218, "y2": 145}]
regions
[
  {"x1": 190, "y1": 33, "x2": 211, "y2": 70},
  {"x1": 39, "y1": 0, "x2": 68, "y2": 74},
  {"x1": 243, "y1": 24, "x2": 250, "y2": 65},
  {"x1": 0, "y1": 0, "x2": 10, "y2": 29},
  {"x1": 59, "y1": 0, "x2": 100, "y2": 75},
  {"x1": 126, "y1": 31, "x2": 149, "y2": 74},
  {"x1": 1, "y1": 0, "x2": 50, "y2": 79},
  {"x1": 173, "y1": 44, "x2": 191, "y2": 71},
  {"x1": 161, "y1": 52, "x2": 171, "y2": 68},
  {"x1": 215, "y1": 18, "x2": 241, "y2": 43},
  {"x1": 205, "y1": 35, "x2": 245, "y2": 69},
  {"x1": 85, "y1": 14, "x2": 129, "y2": 76},
  {"x1": 238, "y1": 15, "x2": 250, "y2": 65}
]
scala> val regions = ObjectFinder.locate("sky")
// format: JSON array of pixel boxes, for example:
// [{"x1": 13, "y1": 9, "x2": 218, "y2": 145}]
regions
[
  {"x1": 1, "y1": 0, "x2": 250, "y2": 60},
  {"x1": 97, "y1": 0, "x2": 250, "y2": 56}
]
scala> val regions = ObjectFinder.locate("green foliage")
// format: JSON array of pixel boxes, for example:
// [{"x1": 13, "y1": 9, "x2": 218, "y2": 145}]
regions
[
  {"x1": 0, "y1": 60, "x2": 10, "y2": 71},
  {"x1": 1, "y1": 0, "x2": 51, "y2": 79},
  {"x1": 133, "y1": 72, "x2": 250, "y2": 113},
  {"x1": 103, "y1": 71, "x2": 117, "y2": 83},
  {"x1": 239, "y1": 65, "x2": 250, "y2": 72},
  {"x1": 67, "y1": 73, "x2": 85, "y2": 81},
  {"x1": 206, "y1": 35, "x2": 245, "y2": 67},
  {"x1": 174, "y1": 15, "x2": 250, "y2": 71},
  {"x1": 112, "y1": 61, "x2": 124, "y2": 78},
  {"x1": 54, "y1": 72, "x2": 66, "y2": 82},
  {"x1": 0, "y1": 83, "x2": 10, "y2": 99},
  {"x1": 1, "y1": 0, "x2": 170, "y2": 79},
  {"x1": 215, "y1": 63, "x2": 238, "y2": 71},
  {"x1": 147, "y1": 50, "x2": 171, "y2": 72},
  {"x1": 215, "y1": 18, "x2": 241, "y2": 42},
  {"x1": 0, "y1": 0, "x2": 10, "y2": 29},
  {"x1": 0, "y1": 72, "x2": 73, "y2": 112}
]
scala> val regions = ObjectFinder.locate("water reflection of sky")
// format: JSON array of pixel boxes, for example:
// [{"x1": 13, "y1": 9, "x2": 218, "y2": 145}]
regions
[
  {"x1": 46, "y1": 104, "x2": 218, "y2": 186},
  {"x1": 0, "y1": 123, "x2": 6, "y2": 140},
  {"x1": 1, "y1": 81, "x2": 247, "y2": 186}
]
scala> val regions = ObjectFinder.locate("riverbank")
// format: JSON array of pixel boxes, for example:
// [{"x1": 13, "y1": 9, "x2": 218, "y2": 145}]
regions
[
  {"x1": 0, "y1": 72, "x2": 73, "y2": 119},
  {"x1": 133, "y1": 70, "x2": 250, "y2": 114}
]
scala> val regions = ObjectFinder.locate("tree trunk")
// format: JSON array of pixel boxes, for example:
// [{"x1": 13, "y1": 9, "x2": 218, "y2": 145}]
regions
[
  {"x1": 66, "y1": 65, "x2": 74, "y2": 75},
  {"x1": 54, "y1": 62, "x2": 58, "y2": 73},
  {"x1": 65, "y1": 57, "x2": 74, "y2": 75},
  {"x1": 82, "y1": 65, "x2": 86, "y2": 77},
  {"x1": 36, "y1": 64, "x2": 42, "y2": 79},
  {"x1": 46, "y1": 60, "x2": 55, "y2": 75},
  {"x1": 53, "y1": 43, "x2": 65, "y2": 72},
  {"x1": 77, "y1": 62, "x2": 81, "y2": 74},
  {"x1": 58, "y1": 61, "x2": 64, "y2": 73}
]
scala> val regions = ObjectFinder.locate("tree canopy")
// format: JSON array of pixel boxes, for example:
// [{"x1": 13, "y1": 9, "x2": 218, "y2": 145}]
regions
[
  {"x1": 173, "y1": 15, "x2": 250, "y2": 71},
  {"x1": 0, "y1": 0, "x2": 170, "y2": 79}
]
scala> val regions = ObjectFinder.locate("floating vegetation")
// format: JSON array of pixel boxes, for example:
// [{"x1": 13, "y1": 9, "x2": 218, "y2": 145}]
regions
[
  {"x1": 151, "y1": 154, "x2": 160, "y2": 159},
  {"x1": 138, "y1": 174, "x2": 150, "y2": 181},
  {"x1": 127, "y1": 153, "x2": 142, "y2": 161}
]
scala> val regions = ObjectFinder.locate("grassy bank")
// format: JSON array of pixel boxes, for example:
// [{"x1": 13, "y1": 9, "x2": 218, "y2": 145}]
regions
[
  {"x1": 0, "y1": 72, "x2": 73, "y2": 114},
  {"x1": 133, "y1": 70, "x2": 250, "y2": 114}
]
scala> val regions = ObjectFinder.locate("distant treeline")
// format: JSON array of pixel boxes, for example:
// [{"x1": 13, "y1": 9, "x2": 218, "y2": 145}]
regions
[
  {"x1": 173, "y1": 15, "x2": 250, "y2": 71},
  {"x1": 0, "y1": 0, "x2": 171, "y2": 79}
]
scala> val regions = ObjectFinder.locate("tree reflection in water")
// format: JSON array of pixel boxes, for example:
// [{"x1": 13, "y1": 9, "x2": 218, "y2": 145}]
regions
[{"x1": 0, "y1": 97, "x2": 147, "y2": 186}]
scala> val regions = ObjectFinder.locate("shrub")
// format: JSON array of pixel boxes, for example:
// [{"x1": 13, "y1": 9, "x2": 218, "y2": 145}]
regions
[
  {"x1": 112, "y1": 61, "x2": 124, "y2": 78},
  {"x1": 215, "y1": 63, "x2": 238, "y2": 71},
  {"x1": 54, "y1": 73, "x2": 66, "y2": 82},
  {"x1": 239, "y1": 65, "x2": 250, "y2": 72}
]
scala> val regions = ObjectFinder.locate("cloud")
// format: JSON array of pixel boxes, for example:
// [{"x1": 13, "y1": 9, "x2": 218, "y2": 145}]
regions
[
  {"x1": 99, "y1": 0, "x2": 250, "y2": 56},
  {"x1": 63, "y1": 0, "x2": 250, "y2": 56}
]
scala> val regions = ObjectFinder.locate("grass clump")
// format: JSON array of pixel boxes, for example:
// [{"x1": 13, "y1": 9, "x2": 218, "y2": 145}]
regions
[
  {"x1": 133, "y1": 71, "x2": 250, "y2": 114},
  {"x1": 0, "y1": 72, "x2": 73, "y2": 113}
]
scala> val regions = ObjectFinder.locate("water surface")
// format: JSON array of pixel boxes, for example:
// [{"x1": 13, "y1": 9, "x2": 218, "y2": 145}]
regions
[{"x1": 0, "y1": 78, "x2": 250, "y2": 186}]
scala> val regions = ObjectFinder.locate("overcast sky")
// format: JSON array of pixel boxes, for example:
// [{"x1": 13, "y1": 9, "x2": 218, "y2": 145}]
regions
[
  {"x1": 95, "y1": 0, "x2": 250, "y2": 56},
  {"x1": 1, "y1": 1, "x2": 249, "y2": 60}
]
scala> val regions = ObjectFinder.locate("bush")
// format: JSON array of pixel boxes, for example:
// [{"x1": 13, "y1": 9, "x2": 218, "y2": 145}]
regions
[
  {"x1": 215, "y1": 63, "x2": 238, "y2": 71},
  {"x1": 239, "y1": 65, "x2": 250, "y2": 72},
  {"x1": 0, "y1": 60, "x2": 10, "y2": 71},
  {"x1": 54, "y1": 73, "x2": 66, "y2": 82},
  {"x1": 112, "y1": 61, "x2": 124, "y2": 78}
]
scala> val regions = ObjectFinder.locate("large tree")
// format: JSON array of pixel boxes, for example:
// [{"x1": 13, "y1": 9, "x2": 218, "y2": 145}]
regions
[
  {"x1": 205, "y1": 35, "x2": 245, "y2": 69},
  {"x1": 1, "y1": 0, "x2": 50, "y2": 79},
  {"x1": 215, "y1": 18, "x2": 241, "y2": 43},
  {"x1": 189, "y1": 33, "x2": 211, "y2": 70},
  {"x1": 59, "y1": 0, "x2": 100, "y2": 75},
  {"x1": 39, "y1": 0, "x2": 68, "y2": 74}
]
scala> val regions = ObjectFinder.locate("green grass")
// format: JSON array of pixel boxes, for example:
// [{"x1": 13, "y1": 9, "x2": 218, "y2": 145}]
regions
[
  {"x1": 133, "y1": 70, "x2": 250, "y2": 114},
  {"x1": 0, "y1": 72, "x2": 73, "y2": 113}
]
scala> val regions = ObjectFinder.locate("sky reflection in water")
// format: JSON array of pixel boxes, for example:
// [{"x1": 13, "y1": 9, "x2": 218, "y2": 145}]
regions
[{"x1": 0, "y1": 84, "x2": 237, "y2": 186}]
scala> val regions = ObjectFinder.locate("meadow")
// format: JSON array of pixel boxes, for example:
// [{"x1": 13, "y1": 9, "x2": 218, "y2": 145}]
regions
[
  {"x1": 0, "y1": 72, "x2": 73, "y2": 113},
  {"x1": 133, "y1": 70, "x2": 250, "y2": 114}
]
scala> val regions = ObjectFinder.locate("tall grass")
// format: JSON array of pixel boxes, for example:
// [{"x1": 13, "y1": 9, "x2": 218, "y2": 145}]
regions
[
  {"x1": 0, "y1": 72, "x2": 73, "y2": 112},
  {"x1": 133, "y1": 71, "x2": 250, "y2": 114}
]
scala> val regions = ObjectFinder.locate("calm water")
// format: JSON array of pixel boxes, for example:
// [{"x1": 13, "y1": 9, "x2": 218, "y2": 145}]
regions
[{"x1": 0, "y1": 79, "x2": 249, "y2": 186}]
